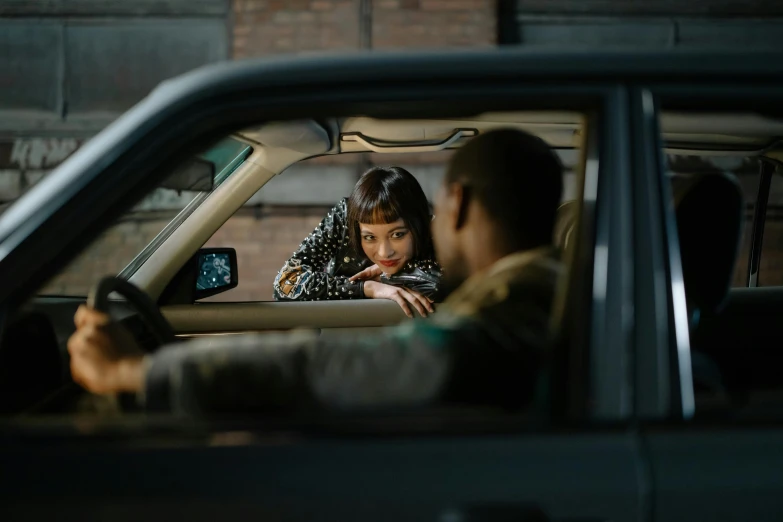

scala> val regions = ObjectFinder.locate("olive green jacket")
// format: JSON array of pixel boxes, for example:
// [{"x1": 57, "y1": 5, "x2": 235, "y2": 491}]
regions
[{"x1": 143, "y1": 247, "x2": 562, "y2": 415}]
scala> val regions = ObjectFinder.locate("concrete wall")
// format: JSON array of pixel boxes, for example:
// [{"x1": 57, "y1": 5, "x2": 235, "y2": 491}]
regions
[
  {"x1": 0, "y1": 1, "x2": 230, "y2": 135},
  {"x1": 502, "y1": 1, "x2": 783, "y2": 48}
]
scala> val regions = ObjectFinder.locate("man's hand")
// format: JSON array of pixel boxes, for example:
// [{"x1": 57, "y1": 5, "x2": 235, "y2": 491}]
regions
[
  {"x1": 349, "y1": 264, "x2": 382, "y2": 282},
  {"x1": 363, "y1": 281, "x2": 434, "y2": 318},
  {"x1": 67, "y1": 305, "x2": 146, "y2": 394}
]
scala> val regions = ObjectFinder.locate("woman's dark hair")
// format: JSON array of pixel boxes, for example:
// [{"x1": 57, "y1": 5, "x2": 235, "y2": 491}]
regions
[{"x1": 347, "y1": 166, "x2": 435, "y2": 260}]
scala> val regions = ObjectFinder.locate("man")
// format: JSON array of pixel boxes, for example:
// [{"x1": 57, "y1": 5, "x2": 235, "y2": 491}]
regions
[{"x1": 68, "y1": 128, "x2": 564, "y2": 415}]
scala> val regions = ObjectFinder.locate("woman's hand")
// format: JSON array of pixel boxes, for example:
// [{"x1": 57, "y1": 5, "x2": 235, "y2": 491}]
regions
[
  {"x1": 349, "y1": 264, "x2": 383, "y2": 282},
  {"x1": 363, "y1": 280, "x2": 434, "y2": 318},
  {"x1": 67, "y1": 305, "x2": 146, "y2": 394}
]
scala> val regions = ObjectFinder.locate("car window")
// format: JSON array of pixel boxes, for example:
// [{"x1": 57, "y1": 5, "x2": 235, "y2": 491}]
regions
[
  {"x1": 4, "y1": 101, "x2": 607, "y2": 433},
  {"x1": 200, "y1": 151, "x2": 450, "y2": 302},
  {"x1": 201, "y1": 148, "x2": 581, "y2": 303},
  {"x1": 39, "y1": 137, "x2": 251, "y2": 297},
  {"x1": 663, "y1": 112, "x2": 783, "y2": 419}
]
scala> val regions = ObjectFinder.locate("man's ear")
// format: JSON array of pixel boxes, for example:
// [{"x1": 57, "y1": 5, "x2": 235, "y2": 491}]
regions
[
  {"x1": 452, "y1": 183, "x2": 470, "y2": 231},
  {"x1": 438, "y1": 182, "x2": 469, "y2": 231}
]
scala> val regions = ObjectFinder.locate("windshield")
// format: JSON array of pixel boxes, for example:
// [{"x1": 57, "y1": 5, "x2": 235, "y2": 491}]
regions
[{"x1": 39, "y1": 137, "x2": 252, "y2": 297}]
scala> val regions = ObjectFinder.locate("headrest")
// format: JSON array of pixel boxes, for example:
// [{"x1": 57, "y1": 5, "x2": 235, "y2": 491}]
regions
[{"x1": 673, "y1": 172, "x2": 744, "y2": 315}]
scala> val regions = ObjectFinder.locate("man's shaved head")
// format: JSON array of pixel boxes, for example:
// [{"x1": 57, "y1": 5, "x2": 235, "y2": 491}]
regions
[
  {"x1": 432, "y1": 128, "x2": 563, "y2": 292},
  {"x1": 445, "y1": 128, "x2": 563, "y2": 249}
]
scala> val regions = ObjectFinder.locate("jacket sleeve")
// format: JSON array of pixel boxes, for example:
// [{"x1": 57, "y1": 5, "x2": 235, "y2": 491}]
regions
[
  {"x1": 273, "y1": 199, "x2": 364, "y2": 301},
  {"x1": 142, "y1": 322, "x2": 457, "y2": 415},
  {"x1": 141, "y1": 313, "x2": 545, "y2": 416},
  {"x1": 382, "y1": 259, "x2": 443, "y2": 300}
]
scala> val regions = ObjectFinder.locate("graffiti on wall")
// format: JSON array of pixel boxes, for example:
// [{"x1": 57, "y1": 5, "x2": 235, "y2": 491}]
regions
[{"x1": 0, "y1": 138, "x2": 83, "y2": 171}]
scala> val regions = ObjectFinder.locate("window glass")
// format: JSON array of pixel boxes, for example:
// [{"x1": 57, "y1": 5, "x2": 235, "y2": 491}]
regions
[
  {"x1": 200, "y1": 152, "x2": 452, "y2": 302},
  {"x1": 200, "y1": 147, "x2": 581, "y2": 303},
  {"x1": 759, "y1": 171, "x2": 783, "y2": 287},
  {"x1": 39, "y1": 137, "x2": 251, "y2": 296},
  {"x1": 6, "y1": 112, "x2": 594, "y2": 427},
  {"x1": 663, "y1": 111, "x2": 783, "y2": 419}
]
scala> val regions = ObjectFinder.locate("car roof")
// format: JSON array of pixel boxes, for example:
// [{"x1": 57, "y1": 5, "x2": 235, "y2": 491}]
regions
[{"x1": 154, "y1": 48, "x2": 783, "y2": 96}]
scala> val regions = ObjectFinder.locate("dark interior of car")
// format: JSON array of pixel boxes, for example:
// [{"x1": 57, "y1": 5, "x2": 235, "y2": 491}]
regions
[
  {"x1": 0, "y1": 298, "x2": 159, "y2": 415},
  {"x1": 674, "y1": 170, "x2": 783, "y2": 413},
  {"x1": 0, "y1": 245, "x2": 235, "y2": 416},
  {"x1": 556, "y1": 170, "x2": 783, "y2": 415}
]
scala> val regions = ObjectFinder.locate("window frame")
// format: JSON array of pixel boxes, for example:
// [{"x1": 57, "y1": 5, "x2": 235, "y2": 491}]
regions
[
  {"x1": 650, "y1": 84, "x2": 783, "y2": 421},
  {"x1": 117, "y1": 137, "x2": 253, "y2": 282},
  {"x1": 4, "y1": 85, "x2": 632, "y2": 428}
]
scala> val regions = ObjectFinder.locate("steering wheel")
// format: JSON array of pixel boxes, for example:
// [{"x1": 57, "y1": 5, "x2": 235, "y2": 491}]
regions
[{"x1": 87, "y1": 276, "x2": 176, "y2": 348}]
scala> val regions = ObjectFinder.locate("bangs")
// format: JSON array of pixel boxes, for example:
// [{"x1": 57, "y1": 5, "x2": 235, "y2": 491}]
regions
[
  {"x1": 347, "y1": 165, "x2": 434, "y2": 261},
  {"x1": 353, "y1": 193, "x2": 402, "y2": 225}
]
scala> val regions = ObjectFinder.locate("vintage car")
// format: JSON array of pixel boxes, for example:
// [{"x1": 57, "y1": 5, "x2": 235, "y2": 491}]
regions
[{"x1": 1, "y1": 49, "x2": 783, "y2": 521}]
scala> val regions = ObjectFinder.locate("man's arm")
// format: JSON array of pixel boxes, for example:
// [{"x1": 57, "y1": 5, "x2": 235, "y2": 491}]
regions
[
  {"x1": 69, "y1": 306, "x2": 455, "y2": 415},
  {"x1": 144, "y1": 325, "x2": 454, "y2": 415}
]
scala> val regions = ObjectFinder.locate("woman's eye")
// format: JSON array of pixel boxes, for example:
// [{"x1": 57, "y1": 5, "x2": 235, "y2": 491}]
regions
[
  {"x1": 362, "y1": 235, "x2": 375, "y2": 241},
  {"x1": 392, "y1": 231, "x2": 408, "y2": 239}
]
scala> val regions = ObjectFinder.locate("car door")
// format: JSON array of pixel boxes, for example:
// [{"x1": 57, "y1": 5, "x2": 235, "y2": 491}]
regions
[
  {"x1": 0, "y1": 52, "x2": 646, "y2": 521},
  {"x1": 640, "y1": 83, "x2": 783, "y2": 521}
]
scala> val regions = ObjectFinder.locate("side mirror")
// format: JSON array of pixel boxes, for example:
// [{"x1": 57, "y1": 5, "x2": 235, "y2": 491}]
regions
[
  {"x1": 195, "y1": 248, "x2": 238, "y2": 300},
  {"x1": 158, "y1": 247, "x2": 239, "y2": 305}
]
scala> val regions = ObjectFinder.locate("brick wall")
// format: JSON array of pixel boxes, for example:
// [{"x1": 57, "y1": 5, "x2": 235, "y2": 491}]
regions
[
  {"x1": 42, "y1": 219, "x2": 174, "y2": 296},
  {"x1": 372, "y1": 0, "x2": 496, "y2": 49},
  {"x1": 232, "y1": 0, "x2": 361, "y2": 58},
  {"x1": 232, "y1": 0, "x2": 496, "y2": 58}
]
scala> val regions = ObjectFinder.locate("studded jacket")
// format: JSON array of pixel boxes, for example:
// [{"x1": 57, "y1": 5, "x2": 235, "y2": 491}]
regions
[{"x1": 272, "y1": 198, "x2": 442, "y2": 301}]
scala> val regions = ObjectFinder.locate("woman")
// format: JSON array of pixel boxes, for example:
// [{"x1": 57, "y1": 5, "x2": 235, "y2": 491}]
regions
[{"x1": 273, "y1": 166, "x2": 442, "y2": 318}]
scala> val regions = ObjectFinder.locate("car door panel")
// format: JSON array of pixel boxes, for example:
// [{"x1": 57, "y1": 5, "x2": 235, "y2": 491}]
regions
[
  {"x1": 161, "y1": 300, "x2": 410, "y2": 334},
  {"x1": 645, "y1": 428, "x2": 783, "y2": 522},
  {"x1": 26, "y1": 299, "x2": 408, "y2": 341},
  {"x1": 18, "y1": 299, "x2": 408, "y2": 363},
  {"x1": 0, "y1": 428, "x2": 644, "y2": 522}
]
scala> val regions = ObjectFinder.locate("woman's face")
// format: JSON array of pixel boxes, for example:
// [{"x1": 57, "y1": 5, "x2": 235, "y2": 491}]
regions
[{"x1": 359, "y1": 219, "x2": 415, "y2": 275}]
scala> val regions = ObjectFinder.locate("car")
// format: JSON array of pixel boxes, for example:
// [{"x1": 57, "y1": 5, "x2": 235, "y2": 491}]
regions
[{"x1": 1, "y1": 49, "x2": 783, "y2": 522}]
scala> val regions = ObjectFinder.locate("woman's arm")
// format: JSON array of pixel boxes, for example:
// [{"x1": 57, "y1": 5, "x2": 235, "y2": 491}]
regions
[
  {"x1": 273, "y1": 200, "x2": 365, "y2": 301},
  {"x1": 382, "y1": 259, "x2": 443, "y2": 300}
]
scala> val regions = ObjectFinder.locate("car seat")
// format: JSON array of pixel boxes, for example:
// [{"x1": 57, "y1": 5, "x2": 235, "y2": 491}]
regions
[
  {"x1": 672, "y1": 172, "x2": 744, "y2": 396},
  {"x1": 672, "y1": 173, "x2": 744, "y2": 321},
  {"x1": 553, "y1": 173, "x2": 744, "y2": 397}
]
